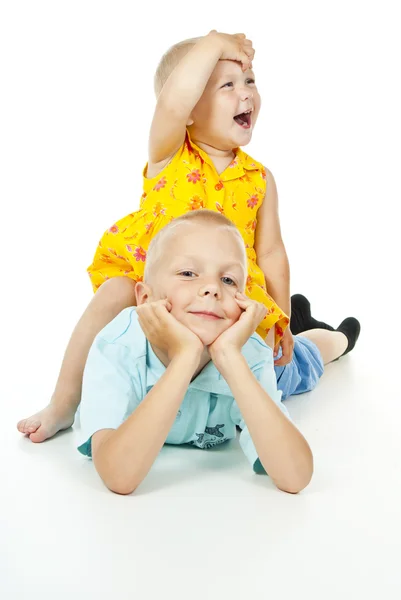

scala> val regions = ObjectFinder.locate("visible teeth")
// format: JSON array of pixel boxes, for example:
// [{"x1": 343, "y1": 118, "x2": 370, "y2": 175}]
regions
[{"x1": 235, "y1": 109, "x2": 252, "y2": 118}]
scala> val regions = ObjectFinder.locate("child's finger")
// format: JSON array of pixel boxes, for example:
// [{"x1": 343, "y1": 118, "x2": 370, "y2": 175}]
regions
[
  {"x1": 163, "y1": 299, "x2": 172, "y2": 311},
  {"x1": 239, "y1": 53, "x2": 252, "y2": 71},
  {"x1": 235, "y1": 293, "x2": 251, "y2": 306}
]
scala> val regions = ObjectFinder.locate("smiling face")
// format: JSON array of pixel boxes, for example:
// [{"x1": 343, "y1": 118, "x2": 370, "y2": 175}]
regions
[
  {"x1": 188, "y1": 60, "x2": 261, "y2": 151},
  {"x1": 136, "y1": 221, "x2": 247, "y2": 346}
]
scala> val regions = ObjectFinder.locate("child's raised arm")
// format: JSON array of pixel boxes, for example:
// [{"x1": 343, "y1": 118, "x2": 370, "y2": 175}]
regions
[{"x1": 148, "y1": 31, "x2": 254, "y2": 167}]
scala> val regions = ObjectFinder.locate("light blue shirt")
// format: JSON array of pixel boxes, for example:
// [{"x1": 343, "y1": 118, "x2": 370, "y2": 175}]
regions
[{"x1": 76, "y1": 308, "x2": 291, "y2": 474}]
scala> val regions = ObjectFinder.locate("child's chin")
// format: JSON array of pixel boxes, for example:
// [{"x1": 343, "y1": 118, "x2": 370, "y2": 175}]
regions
[{"x1": 195, "y1": 330, "x2": 220, "y2": 347}]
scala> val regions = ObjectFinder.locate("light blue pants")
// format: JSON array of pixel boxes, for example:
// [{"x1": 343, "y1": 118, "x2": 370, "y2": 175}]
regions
[{"x1": 275, "y1": 336, "x2": 324, "y2": 400}]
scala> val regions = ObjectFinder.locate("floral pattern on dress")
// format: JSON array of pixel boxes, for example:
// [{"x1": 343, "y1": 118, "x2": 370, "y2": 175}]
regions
[{"x1": 87, "y1": 132, "x2": 289, "y2": 343}]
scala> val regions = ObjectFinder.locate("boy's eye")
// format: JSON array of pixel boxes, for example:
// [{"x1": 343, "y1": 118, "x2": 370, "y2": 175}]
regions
[
  {"x1": 180, "y1": 271, "x2": 196, "y2": 277},
  {"x1": 222, "y1": 82, "x2": 233, "y2": 88},
  {"x1": 246, "y1": 78, "x2": 255, "y2": 85},
  {"x1": 222, "y1": 277, "x2": 236, "y2": 286}
]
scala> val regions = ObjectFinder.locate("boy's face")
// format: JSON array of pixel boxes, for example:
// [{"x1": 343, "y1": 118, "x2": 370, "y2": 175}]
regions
[
  {"x1": 137, "y1": 223, "x2": 247, "y2": 346},
  {"x1": 189, "y1": 60, "x2": 261, "y2": 150}
]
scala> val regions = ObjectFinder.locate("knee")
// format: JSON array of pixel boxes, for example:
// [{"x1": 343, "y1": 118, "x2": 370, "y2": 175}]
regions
[{"x1": 95, "y1": 277, "x2": 137, "y2": 308}]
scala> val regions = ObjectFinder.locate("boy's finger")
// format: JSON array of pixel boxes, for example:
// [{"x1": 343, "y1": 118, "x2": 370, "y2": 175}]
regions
[
  {"x1": 235, "y1": 296, "x2": 251, "y2": 308},
  {"x1": 153, "y1": 301, "x2": 168, "y2": 314}
]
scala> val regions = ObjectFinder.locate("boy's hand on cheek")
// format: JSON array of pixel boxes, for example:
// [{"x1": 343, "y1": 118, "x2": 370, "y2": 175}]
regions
[
  {"x1": 208, "y1": 293, "x2": 267, "y2": 368},
  {"x1": 136, "y1": 300, "x2": 203, "y2": 361}
]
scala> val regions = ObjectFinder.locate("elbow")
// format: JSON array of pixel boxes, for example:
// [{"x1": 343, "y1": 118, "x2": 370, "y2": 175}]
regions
[
  {"x1": 275, "y1": 454, "x2": 314, "y2": 495},
  {"x1": 107, "y1": 481, "x2": 137, "y2": 496},
  {"x1": 94, "y1": 443, "x2": 140, "y2": 495},
  {"x1": 277, "y1": 477, "x2": 311, "y2": 495},
  {"x1": 96, "y1": 460, "x2": 139, "y2": 495},
  {"x1": 103, "y1": 473, "x2": 139, "y2": 495},
  {"x1": 257, "y1": 241, "x2": 286, "y2": 262},
  {"x1": 157, "y1": 96, "x2": 189, "y2": 122}
]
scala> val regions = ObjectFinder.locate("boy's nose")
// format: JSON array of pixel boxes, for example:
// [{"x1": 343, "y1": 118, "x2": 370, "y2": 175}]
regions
[{"x1": 198, "y1": 283, "x2": 220, "y2": 299}]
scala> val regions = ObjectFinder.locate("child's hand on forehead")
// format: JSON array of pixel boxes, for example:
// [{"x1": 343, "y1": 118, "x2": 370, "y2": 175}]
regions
[
  {"x1": 209, "y1": 30, "x2": 255, "y2": 71},
  {"x1": 136, "y1": 299, "x2": 203, "y2": 361},
  {"x1": 208, "y1": 293, "x2": 267, "y2": 366}
]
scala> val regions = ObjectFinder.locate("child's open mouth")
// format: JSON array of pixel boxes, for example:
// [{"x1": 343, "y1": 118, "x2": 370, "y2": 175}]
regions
[{"x1": 233, "y1": 110, "x2": 252, "y2": 129}]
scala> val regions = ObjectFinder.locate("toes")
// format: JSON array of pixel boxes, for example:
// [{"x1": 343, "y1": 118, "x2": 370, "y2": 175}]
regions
[
  {"x1": 17, "y1": 419, "x2": 28, "y2": 432},
  {"x1": 29, "y1": 427, "x2": 49, "y2": 443},
  {"x1": 18, "y1": 419, "x2": 41, "y2": 434}
]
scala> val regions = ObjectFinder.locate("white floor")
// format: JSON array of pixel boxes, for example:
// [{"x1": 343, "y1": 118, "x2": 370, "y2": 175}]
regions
[
  {"x1": 2, "y1": 2, "x2": 401, "y2": 597},
  {"x1": 3, "y1": 322, "x2": 401, "y2": 599}
]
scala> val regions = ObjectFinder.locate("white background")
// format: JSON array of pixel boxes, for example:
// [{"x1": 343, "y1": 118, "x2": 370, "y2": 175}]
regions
[{"x1": 1, "y1": 1, "x2": 401, "y2": 599}]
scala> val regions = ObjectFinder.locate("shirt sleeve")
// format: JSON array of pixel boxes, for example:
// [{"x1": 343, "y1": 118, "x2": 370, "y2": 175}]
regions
[
  {"x1": 231, "y1": 361, "x2": 292, "y2": 475},
  {"x1": 76, "y1": 335, "x2": 141, "y2": 458}
]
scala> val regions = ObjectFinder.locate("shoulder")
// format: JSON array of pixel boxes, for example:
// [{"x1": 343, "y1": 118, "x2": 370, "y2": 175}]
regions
[
  {"x1": 145, "y1": 133, "x2": 193, "y2": 180},
  {"x1": 263, "y1": 166, "x2": 277, "y2": 190},
  {"x1": 237, "y1": 148, "x2": 277, "y2": 187},
  {"x1": 236, "y1": 148, "x2": 266, "y2": 175},
  {"x1": 95, "y1": 307, "x2": 146, "y2": 359},
  {"x1": 241, "y1": 333, "x2": 274, "y2": 369}
]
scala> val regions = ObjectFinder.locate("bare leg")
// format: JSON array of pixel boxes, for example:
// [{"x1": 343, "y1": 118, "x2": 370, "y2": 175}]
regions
[
  {"x1": 17, "y1": 277, "x2": 137, "y2": 442},
  {"x1": 297, "y1": 329, "x2": 348, "y2": 365}
]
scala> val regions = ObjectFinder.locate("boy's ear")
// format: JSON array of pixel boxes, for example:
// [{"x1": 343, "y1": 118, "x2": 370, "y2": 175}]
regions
[
  {"x1": 187, "y1": 115, "x2": 194, "y2": 126},
  {"x1": 135, "y1": 281, "x2": 153, "y2": 306}
]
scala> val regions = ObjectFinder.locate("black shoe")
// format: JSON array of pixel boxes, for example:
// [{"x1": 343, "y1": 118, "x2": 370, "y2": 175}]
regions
[
  {"x1": 290, "y1": 294, "x2": 335, "y2": 335},
  {"x1": 336, "y1": 317, "x2": 361, "y2": 357}
]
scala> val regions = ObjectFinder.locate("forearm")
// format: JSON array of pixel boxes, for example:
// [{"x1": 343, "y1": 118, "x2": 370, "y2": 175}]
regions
[
  {"x1": 158, "y1": 34, "x2": 222, "y2": 117},
  {"x1": 258, "y1": 245, "x2": 291, "y2": 317},
  {"x1": 217, "y1": 352, "x2": 313, "y2": 493},
  {"x1": 94, "y1": 352, "x2": 200, "y2": 494}
]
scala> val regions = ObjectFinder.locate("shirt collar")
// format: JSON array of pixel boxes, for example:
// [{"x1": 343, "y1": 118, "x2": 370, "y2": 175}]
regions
[
  {"x1": 146, "y1": 333, "x2": 270, "y2": 396},
  {"x1": 185, "y1": 131, "x2": 260, "y2": 183}
]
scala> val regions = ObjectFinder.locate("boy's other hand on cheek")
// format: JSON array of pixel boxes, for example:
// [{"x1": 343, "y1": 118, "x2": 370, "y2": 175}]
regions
[
  {"x1": 136, "y1": 299, "x2": 203, "y2": 361},
  {"x1": 208, "y1": 293, "x2": 267, "y2": 369}
]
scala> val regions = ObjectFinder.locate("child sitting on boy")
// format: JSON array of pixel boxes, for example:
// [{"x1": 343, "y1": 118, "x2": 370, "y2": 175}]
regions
[{"x1": 76, "y1": 210, "x2": 360, "y2": 495}]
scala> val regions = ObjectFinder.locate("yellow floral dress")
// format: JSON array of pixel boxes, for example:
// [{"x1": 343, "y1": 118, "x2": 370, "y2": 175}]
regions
[{"x1": 88, "y1": 132, "x2": 289, "y2": 342}]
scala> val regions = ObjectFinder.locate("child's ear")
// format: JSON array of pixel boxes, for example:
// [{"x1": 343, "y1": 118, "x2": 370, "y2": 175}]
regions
[
  {"x1": 187, "y1": 116, "x2": 194, "y2": 126},
  {"x1": 135, "y1": 281, "x2": 153, "y2": 306}
]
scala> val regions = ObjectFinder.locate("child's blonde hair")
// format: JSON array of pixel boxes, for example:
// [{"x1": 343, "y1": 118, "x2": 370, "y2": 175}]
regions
[
  {"x1": 144, "y1": 209, "x2": 247, "y2": 283},
  {"x1": 154, "y1": 37, "x2": 201, "y2": 97}
]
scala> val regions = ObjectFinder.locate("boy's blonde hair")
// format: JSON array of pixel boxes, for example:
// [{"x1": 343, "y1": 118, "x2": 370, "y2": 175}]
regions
[
  {"x1": 154, "y1": 37, "x2": 201, "y2": 97},
  {"x1": 144, "y1": 209, "x2": 247, "y2": 283}
]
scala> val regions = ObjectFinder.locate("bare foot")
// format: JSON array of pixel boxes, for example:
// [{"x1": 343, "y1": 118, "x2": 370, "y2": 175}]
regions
[{"x1": 17, "y1": 403, "x2": 76, "y2": 443}]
